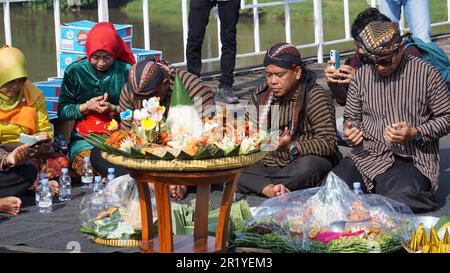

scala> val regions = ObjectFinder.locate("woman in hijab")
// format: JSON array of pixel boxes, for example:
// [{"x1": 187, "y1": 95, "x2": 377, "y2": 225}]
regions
[
  {"x1": 57, "y1": 22, "x2": 135, "y2": 177},
  {"x1": 0, "y1": 46, "x2": 52, "y2": 215}
]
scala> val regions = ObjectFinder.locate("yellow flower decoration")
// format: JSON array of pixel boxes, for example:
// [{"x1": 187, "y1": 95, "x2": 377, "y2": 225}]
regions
[
  {"x1": 107, "y1": 119, "x2": 118, "y2": 131},
  {"x1": 141, "y1": 118, "x2": 156, "y2": 131}
]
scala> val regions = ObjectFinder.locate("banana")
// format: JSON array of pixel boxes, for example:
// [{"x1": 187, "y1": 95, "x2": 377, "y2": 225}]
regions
[
  {"x1": 430, "y1": 227, "x2": 440, "y2": 246},
  {"x1": 443, "y1": 228, "x2": 449, "y2": 245}
]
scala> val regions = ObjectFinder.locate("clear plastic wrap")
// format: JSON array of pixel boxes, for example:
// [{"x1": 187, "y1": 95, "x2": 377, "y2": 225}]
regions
[
  {"x1": 302, "y1": 173, "x2": 415, "y2": 253},
  {"x1": 233, "y1": 187, "x2": 319, "y2": 252},
  {"x1": 233, "y1": 172, "x2": 415, "y2": 253},
  {"x1": 80, "y1": 175, "x2": 152, "y2": 240}
]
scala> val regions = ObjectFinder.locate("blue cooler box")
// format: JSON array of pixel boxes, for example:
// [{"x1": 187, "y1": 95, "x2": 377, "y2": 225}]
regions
[
  {"x1": 59, "y1": 37, "x2": 132, "y2": 75},
  {"x1": 61, "y1": 20, "x2": 132, "y2": 53},
  {"x1": 35, "y1": 80, "x2": 63, "y2": 98},
  {"x1": 45, "y1": 98, "x2": 59, "y2": 112},
  {"x1": 132, "y1": 48, "x2": 163, "y2": 62},
  {"x1": 48, "y1": 111, "x2": 58, "y2": 120},
  {"x1": 47, "y1": 76, "x2": 63, "y2": 82}
]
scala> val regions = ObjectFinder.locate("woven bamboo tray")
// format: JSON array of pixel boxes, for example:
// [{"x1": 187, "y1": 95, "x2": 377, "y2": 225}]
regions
[
  {"x1": 91, "y1": 236, "x2": 141, "y2": 247},
  {"x1": 101, "y1": 151, "x2": 267, "y2": 171}
]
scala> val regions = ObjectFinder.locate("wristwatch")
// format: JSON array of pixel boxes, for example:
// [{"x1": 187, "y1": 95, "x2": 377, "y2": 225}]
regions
[
  {"x1": 415, "y1": 130, "x2": 423, "y2": 145},
  {"x1": 289, "y1": 142, "x2": 298, "y2": 156}
]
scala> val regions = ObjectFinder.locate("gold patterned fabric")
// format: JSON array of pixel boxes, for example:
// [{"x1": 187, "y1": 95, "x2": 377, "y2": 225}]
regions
[
  {"x1": 359, "y1": 21, "x2": 402, "y2": 57},
  {"x1": 71, "y1": 150, "x2": 92, "y2": 177}
]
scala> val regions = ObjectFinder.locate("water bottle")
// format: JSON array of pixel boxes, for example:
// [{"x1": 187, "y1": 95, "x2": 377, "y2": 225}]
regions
[
  {"x1": 58, "y1": 168, "x2": 71, "y2": 201},
  {"x1": 58, "y1": 134, "x2": 68, "y2": 154},
  {"x1": 93, "y1": 176, "x2": 103, "y2": 193},
  {"x1": 106, "y1": 167, "x2": 115, "y2": 185},
  {"x1": 36, "y1": 179, "x2": 52, "y2": 213},
  {"x1": 353, "y1": 182, "x2": 364, "y2": 196},
  {"x1": 81, "y1": 156, "x2": 94, "y2": 189},
  {"x1": 36, "y1": 172, "x2": 47, "y2": 206}
]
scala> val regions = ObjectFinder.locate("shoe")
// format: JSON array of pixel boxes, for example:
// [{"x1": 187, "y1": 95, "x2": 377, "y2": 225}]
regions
[{"x1": 215, "y1": 86, "x2": 239, "y2": 104}]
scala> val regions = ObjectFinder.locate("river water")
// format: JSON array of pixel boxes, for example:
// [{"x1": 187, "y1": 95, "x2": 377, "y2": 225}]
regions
[{"x1": 0, "y1": 6, "x2": 449, "y2": 82}]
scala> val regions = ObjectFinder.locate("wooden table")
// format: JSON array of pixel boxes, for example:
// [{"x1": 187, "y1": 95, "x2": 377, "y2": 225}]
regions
[{"x1": 129, "y1": 166, "x2": 248, "y2": 253}]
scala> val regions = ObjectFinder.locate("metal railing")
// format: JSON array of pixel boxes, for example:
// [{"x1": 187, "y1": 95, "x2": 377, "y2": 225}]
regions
[{"x1": 2, "y1": 0, "x2": 450, "y2": 75}]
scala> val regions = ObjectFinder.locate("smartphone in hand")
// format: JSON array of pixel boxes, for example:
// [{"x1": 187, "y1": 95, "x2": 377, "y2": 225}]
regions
[{"x1": 330, "y1": 49, "x2": 340, "y2": 69}]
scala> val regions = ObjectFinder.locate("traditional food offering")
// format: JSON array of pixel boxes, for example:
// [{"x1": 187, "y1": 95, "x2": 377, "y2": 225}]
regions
[
  {"x1": 86, "y1": 75, "x2": 275, "y2": 161},
  {"x1": 232, "y1": 173, "x2": 416, "y2": 253}
]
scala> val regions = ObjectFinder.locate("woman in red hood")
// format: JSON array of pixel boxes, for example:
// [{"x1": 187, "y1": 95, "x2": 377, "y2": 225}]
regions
[{"x1": 57, "y1": 22, "x2": 135, "y2": 177}]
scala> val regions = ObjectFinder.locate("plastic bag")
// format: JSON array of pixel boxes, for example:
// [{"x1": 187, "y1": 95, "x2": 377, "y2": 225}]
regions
[
  {"x1": 302, "y1": 172, "x2": 415, "y2": 253},
  {"x1": 232, "y1": 187, "x2": 319, "y2": 252},
  {"x1": 80, "y1": 175, "x2": 154, "y2": 240},
  {"x1": 233, "y1": 172, "x2": 415, "y2": 253}
]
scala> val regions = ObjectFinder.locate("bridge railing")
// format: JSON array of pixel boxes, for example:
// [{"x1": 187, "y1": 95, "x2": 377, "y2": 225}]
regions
[{"x1": 2, "y1": 0, "x2": 450, "y2": 76}]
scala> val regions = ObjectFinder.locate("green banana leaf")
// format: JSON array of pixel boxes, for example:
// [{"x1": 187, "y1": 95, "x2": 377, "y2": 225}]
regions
[
  {"x1": 194, "y1": 144, "x2": 220, "y2": 160},
  {"x1": 224, "y1": 145, "x2": 240, "y2": 157},
  {"x1": 86, "y1": 133, "x2": 130, "y2": 156}
]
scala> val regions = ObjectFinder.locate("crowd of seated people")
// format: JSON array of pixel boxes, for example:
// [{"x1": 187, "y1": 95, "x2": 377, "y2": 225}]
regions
[{"x1": 1, "y1": 8, "x2": 448, "y2": 216}]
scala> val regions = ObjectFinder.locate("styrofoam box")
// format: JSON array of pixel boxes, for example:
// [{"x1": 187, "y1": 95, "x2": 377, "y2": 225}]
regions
[
  {"x1": 35, "y1": 80, "x2": 63, "y2": 98},
  {"x1": 132, "y1": 48, "x2": 163, "y2": 62},
  {"x1": 60, "y1": 20, "x2": 132, "y2": 53}
]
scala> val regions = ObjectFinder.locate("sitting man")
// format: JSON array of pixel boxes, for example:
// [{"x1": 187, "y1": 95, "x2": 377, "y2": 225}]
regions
[
  {"x1": 324, "y1": 8, "x2": 421, "y2": 145},
  {"x1": 238, "y1": 43, "x2": 339, "y2": 198},
  {"x1": 90, "y1": 58, "x2": 216, "y2": 200},
  {"x1": 332, "y1": 21, "x2": 450, "y2": 212}
]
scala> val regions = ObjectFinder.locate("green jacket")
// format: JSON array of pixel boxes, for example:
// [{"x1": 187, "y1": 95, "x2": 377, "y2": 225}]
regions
[{"x1": 57, "y1": 58, "x2": 131, "y2": 161}]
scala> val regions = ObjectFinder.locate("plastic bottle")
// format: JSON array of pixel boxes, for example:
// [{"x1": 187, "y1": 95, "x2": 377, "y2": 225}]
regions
[
  {"x1": 36, "y1": 172, "x2": 47, "y2": 206},
  {"x1": 93, "y1": 176, "x2": 103, "y2": 193},
  {"x1": 353, "y1": 182, "x2": 364, "y2": 196},
  {"x1": 58, "y1": 168, "x2": 71, "y2": 201},
  {"x1": 36, "y1": 179, "x2": 52, "y2": 213},
  {"x1": 106, "y1": 167, "x2": 115, "y2": 185},
  {"x1": 58, "y1": 134, "x2": 68, "y2": 154},
  {"x1": 81, "y1": 156, "x2": 94, "y2": 188}
]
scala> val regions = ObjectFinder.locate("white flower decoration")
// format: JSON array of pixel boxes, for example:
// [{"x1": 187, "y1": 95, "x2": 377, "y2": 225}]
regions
[
  {"x1": 143, "y1": 97, "x2": 160, "y2": 113},
  {"x1": 133, "y1": 109, "x2": 149, "y2": 121}
]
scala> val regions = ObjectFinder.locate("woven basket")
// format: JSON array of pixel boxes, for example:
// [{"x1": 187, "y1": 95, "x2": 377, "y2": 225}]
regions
[
  {"x1": 101, "y1": 151, "x2": 267, "y2": 171},
  {"x1": 91, "y1": 236, "x2": 141, "y2": 247}
]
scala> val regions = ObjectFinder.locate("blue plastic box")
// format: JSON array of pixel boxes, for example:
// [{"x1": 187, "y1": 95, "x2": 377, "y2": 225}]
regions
[
  {"x1": 48, "y1": 111, "x2": 58, "y2": 120},
  {"x1": 47, "y1": 76, "x2": 63, "y2": 82},
  {"x1": 35, "y1": 80, "x2": 63, "y2": 98},
  {"x1": 132, "y1": 48, "x2": 163, "y2": 62},
  {"x1": 60, "y1": 20, "x2": 132, "y2": 53},
  {"x1": 45, "y1": 98, "x2": 59, "y2": 112},
  {"x1": 59, "y1": 37, "x2": 132, "y2": 75}
]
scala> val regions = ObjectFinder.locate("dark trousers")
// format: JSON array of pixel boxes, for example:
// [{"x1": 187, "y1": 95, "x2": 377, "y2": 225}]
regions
[
  {"x1": 238, "y1": 155, "x2": 334, "y2": 195},
  {"x1": 332, "y1": 156, "x2": 437, "y2": 212},
  {"x1": 90, "y1": 147, "x2": 129, "y2": 177},
  {"x1": 0, "y1": 162, "x2": 38, "y2": 198},
  {"x1": 186, "y1": 0, "x2": 240, "y2": 88}
]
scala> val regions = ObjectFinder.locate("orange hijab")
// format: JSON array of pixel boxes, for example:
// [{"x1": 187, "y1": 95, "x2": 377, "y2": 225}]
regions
[{"x1": 0, "y1": 81, "x2": 40, "y2": 134}]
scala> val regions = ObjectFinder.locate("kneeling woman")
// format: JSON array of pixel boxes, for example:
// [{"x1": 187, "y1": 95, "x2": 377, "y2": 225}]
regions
[
  {"x1": 0, "y1": 46, "x2": 53, "y2": 215},
  {"x1": 57, "y1": 22, "x2": 135, "y2": 177}
]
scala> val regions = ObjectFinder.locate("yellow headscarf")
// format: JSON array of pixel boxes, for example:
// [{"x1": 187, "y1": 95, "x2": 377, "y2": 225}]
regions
[{"x1": 0, "y1": 46, "x2": 40, "y2": 134}]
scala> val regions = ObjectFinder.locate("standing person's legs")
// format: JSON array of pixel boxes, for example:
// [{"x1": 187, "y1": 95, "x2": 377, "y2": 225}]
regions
[
  {"x1": 378, "y1": 0, "x2": 402, "y2": 22},
  {"x1": 404, "y1": 0, "x2": 431, "y2": 42},
  {"x1": 217, "y1": 0, "x2": 240, "y2": 89},
  {"x1": 331, "y1": 157, "x2": 368, "y2": 192},
  {"x1": 186, "y1": 0, "x2": 214, "y2": 77},
  {"x1": 374, "y1": 157, "x2": 437, "y2": 212}
]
